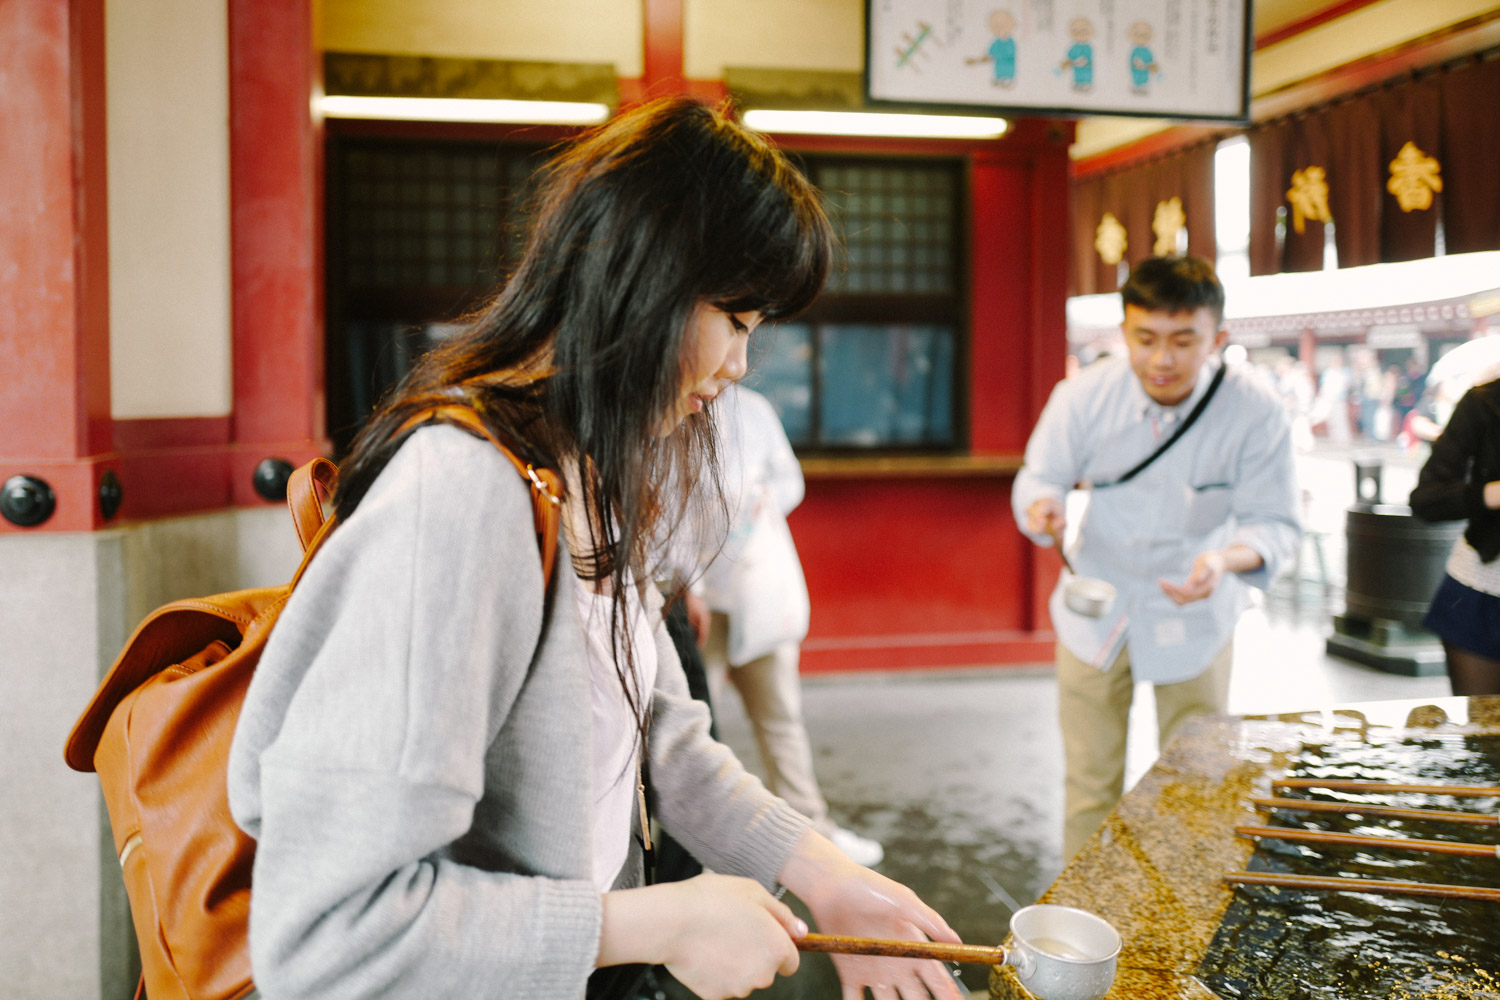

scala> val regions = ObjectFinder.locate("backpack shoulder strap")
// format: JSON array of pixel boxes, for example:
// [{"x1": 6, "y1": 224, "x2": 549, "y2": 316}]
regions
[
  {"x1": 286, "y1": 457, "x2": 337, "y2": 552},
  {"x1": 398, "y1": 404, "x2": 563, "y2": 587}
]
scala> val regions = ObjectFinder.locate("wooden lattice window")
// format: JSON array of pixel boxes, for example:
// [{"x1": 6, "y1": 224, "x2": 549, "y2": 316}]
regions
[
  {"x1": 326, "y1": 136, "x2": 544, "y2": 449},
  {"x1": 819, "y1": 162, "x2": 959, "y2": 295},
  {"x1": 747, "y1": 155, "x2": 966, "y2": 451},
  {"x1": 325, "y1": 138, "x2": 966, "y2": 454}
]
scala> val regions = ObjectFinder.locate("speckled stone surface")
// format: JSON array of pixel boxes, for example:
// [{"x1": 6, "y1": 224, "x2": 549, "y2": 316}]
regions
[{"x1": 990, "y1": 696, "x2": 1500, "y2": 1000}]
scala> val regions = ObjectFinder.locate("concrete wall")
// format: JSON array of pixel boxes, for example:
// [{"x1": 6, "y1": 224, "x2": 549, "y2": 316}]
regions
[{"x1": 0, "y1": 508, "x2": 301, "y2": 998}]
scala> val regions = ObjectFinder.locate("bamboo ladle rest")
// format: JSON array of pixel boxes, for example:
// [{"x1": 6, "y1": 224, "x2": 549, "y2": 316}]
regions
[
  {"x1": 1252, "y1": 795, "x2": 1500, "y2": 827},
  {"x1": 1272, "y1": 778, "x2": 1500, "y2": 797},
  {"x1": 1235, "y1": 823, "x2": 1500, "y2": 858}
]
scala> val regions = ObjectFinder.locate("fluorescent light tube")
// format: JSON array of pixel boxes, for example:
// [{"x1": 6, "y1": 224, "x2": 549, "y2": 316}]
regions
[
  {"x1": 742, "y1": 109, "x2": 1008, "y2": 139},
  {"x1": 318, "y1": 95, "x2": 611, "y2": 125}
]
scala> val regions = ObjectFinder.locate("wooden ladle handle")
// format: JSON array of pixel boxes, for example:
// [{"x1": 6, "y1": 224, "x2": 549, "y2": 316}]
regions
[
  {"x1": 798, "y1": 933, "x2": 1007, "y2": 966},
  {"x1": 1047, "y1": 526, "x2": 1076, "y2": 575}
]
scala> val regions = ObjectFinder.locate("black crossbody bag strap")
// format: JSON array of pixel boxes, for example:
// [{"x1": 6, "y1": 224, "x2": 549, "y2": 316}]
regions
[{"x1": 1094, "y1": 361, "x2": 1227, "y2": 489}]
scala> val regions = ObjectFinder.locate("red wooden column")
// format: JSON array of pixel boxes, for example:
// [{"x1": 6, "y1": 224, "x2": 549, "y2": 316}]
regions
[
  {"x1": 626, "y1": 0, "x2": 726, "y2": 106},
  {"x1": 0, "y1": 0, "x2": 115, "y2": 533},
  {"x1": 227, "y1": 0, "x2": 326, "y2": 503},
  {"x1": 970, "y1": 120, "x2": 1074, "y2": 634},
  {"x1": 642, "y1": 0, "x2": 684, "y2": 96}
]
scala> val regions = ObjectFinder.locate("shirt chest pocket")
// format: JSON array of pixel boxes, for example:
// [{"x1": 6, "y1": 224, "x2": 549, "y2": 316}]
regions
[{"x1": 1182, "y1": 483, "x2": 1233, "y2": 536}]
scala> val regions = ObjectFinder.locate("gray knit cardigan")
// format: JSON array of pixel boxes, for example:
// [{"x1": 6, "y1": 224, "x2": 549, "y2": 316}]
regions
[{"x1": 228, "y1": 426, "x2": 810, "y2": 999}]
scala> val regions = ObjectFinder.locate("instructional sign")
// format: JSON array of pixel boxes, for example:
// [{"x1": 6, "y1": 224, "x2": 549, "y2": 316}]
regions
[{"x1": 866, "y1": 0, "x2": 1251, "y2": 122}]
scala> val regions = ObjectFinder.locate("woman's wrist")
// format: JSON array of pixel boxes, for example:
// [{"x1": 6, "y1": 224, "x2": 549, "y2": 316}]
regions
[
  {"x1": 776, "y1": 828, "x2": 852, "y2": 911},
  {"x1": 598, "y1": 885, "x2": 679, "y2": 968},
  {"x1": 1484, "y1": 480, "x2": 1500, "y2": 510}
]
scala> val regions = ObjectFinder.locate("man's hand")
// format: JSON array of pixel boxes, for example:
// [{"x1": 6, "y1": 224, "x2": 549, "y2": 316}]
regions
[
  {"x1": 1025, "y1": 497, "x2": 1066, "y2": 539},
  {"x1": 684, "y1": 591, "x2": 712, "y2": 647},
  {"x1": 1158, "y1": 550, "x2": 1227, "y2": 605},
  {"x1": 1159, "y1": 544, "x2": 1264, "y2": 605}
]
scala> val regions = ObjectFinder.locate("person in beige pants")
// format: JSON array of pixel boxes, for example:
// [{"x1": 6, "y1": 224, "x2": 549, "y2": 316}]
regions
[
  {"x1": 691, "y1": 384, "x2": 884, "y2": 867},
  {"x1": 1012, "y1": 256, "x2": 1301, "y2": 863}
]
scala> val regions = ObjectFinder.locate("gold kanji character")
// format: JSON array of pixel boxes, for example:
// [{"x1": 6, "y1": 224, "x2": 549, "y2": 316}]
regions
[
  {"x1": 1152, "y1": 196, "x2": 1186, "y2": 255},
  {"x1": 1286, "y1": 165, "x2": 1330, "y2": 235},
  {"x1": 1387, "y1": 141, "x2": 1442, "y2": 213},
  {"x1": 1095, "y1": 212, "x2": 1127, "y2": 265}
]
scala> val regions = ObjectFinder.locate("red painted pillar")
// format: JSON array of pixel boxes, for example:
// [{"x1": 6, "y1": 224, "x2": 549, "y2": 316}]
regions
[
  {"x1": 968, "y1": 120, "x2": 1074, "y2": 632},
  {"x1": 0, "y1": 0, "x2": 115, "y2": 532},
  {"x1": 227, "y1": 0, "x2": 326, "y2": 502},
  {"x1": 641, "y1": 0, "x2": 685, "y2": 98}
]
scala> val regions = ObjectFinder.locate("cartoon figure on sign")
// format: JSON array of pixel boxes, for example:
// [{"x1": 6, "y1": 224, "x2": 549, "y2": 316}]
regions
[
  {"x1": 1127, "y1": 21, "x2": 1160, "y2": 94},
  {"x1": 1059, "y1": 17, "x2": 1095, "y2": 92},
  {"x1": 967, "y1": 9, "x2": 1018, "y2": 87}
]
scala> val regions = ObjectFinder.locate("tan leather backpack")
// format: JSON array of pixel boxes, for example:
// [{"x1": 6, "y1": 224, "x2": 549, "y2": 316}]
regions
[{"x1": 64, "y1": 406, "x2": 560, "y2": 1000}]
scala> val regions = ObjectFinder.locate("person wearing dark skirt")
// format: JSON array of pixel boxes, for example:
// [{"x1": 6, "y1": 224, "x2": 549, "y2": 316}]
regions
[{"x1": 1409, "y1": 373, "x2": 1500, "y2": 695}]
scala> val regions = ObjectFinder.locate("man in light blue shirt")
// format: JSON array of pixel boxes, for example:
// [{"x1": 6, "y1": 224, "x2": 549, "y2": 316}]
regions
[{"x1": 1012, "y1": 255, "x2": 1301, "y2": 861}]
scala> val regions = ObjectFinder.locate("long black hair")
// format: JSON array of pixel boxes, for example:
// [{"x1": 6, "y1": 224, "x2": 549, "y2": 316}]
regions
[{"x1": 335, "y1": 96, "x2": 833, "y2": 731}]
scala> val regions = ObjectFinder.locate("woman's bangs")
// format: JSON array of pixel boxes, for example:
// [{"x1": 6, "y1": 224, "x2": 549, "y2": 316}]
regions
[{"x1": 717, "y1": 210, "x2": 832, "y2": 320}]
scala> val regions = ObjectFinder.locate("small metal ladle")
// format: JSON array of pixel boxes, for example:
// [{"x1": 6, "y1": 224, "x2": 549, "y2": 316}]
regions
[
  {"x1": 1048, "y1": 527, "x2": 1116, "y2": 619},
  {"x1": 798, "y1": 903, "x2": 1121, "y2": 1000}
]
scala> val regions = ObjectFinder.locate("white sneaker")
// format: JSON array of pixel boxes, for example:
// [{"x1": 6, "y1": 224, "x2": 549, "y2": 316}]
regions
[{"x1": 829, "y1": 826, "x2": 884, "y2": 867}]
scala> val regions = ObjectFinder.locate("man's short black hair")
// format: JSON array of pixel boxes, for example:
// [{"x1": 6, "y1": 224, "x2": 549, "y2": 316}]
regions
[{"x1": 1120, "y1": 254, "x2": 1225, "y2": 326}]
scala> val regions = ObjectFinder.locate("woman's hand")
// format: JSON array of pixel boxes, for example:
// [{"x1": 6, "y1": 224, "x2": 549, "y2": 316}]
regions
[
  {"x1": 779, "y1": 830, "x2": 966, "y2": 1000},
  {"x1": 600, "y1": 874, "x2": 802, "y2": 1000}
]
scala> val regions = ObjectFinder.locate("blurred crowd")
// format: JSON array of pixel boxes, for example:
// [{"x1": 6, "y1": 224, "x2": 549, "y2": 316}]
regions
[
  {"x1": 1269, "y1": 339, "x2": 1500, "y2": 452},
  {"x1": 1071, "y1": 333, "x2": 1500, "y2": 455}
]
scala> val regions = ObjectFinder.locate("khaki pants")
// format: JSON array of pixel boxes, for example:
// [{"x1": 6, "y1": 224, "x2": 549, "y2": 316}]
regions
[
  {"x1": 703, "y1": 611, "x2": 831, "y2": 832},
  {"x1": 1057, "y1": 640, "x2": 1232, "y2": 862}
]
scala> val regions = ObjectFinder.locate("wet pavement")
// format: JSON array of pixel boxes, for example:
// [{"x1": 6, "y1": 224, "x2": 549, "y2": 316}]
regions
[{"x1": 657, "y1": 441, "x2": 1456, "y2": 999}]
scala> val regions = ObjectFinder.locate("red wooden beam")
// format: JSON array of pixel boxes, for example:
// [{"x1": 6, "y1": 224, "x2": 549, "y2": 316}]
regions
[
  {"x1": 69, "y1": 0, "x2": 112, "y2": 459},
  {"x1": 227, "y1": 0, "x2": 327, "y2": 504},
  {"x1": 0, "y1": 0, "x2": 110, "y2": 465},
  {"x1": 1255, "y1": 0, "x2": 1385, "y2": 51},
  {"x1": 0, "y1": 0, "x2": 117, "y2": 534},
  {"x1": 642, "y1": 0, "x2": 685, "y2": 98}
]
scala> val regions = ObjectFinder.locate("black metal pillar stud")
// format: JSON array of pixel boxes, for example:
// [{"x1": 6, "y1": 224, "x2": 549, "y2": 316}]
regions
[
  {"x1": 252, "y1": 457, "x2": 295, "y2": 502},
  {"x1": 1, "y1": 475, "x2": 57, "y2": 527},
  {"x1": 98, "y1": 469, "x2": 123, "y2": 521}
]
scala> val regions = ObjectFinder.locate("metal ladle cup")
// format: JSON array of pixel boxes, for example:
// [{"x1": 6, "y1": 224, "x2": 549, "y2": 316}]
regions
[
  {"x1": 798, "y1": 903, "x2": 1121, "y2": 1000},
  {"x1": 1049, "y1": 527, "x2": 1116, "y2": 619}
]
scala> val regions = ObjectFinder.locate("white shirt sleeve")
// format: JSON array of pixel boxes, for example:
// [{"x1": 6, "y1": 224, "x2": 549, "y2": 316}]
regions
[{"x1": 1011, "y1": 376, "x2": 1083, "y2": 546}]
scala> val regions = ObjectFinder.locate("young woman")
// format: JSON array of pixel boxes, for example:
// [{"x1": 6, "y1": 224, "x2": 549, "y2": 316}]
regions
[
  {"x1": 1411, "y1": 374, "x2": 1500, "y2": 695},
  {"x1": 227, "y1": 97, "x2": 963, "y2": 1000}
]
